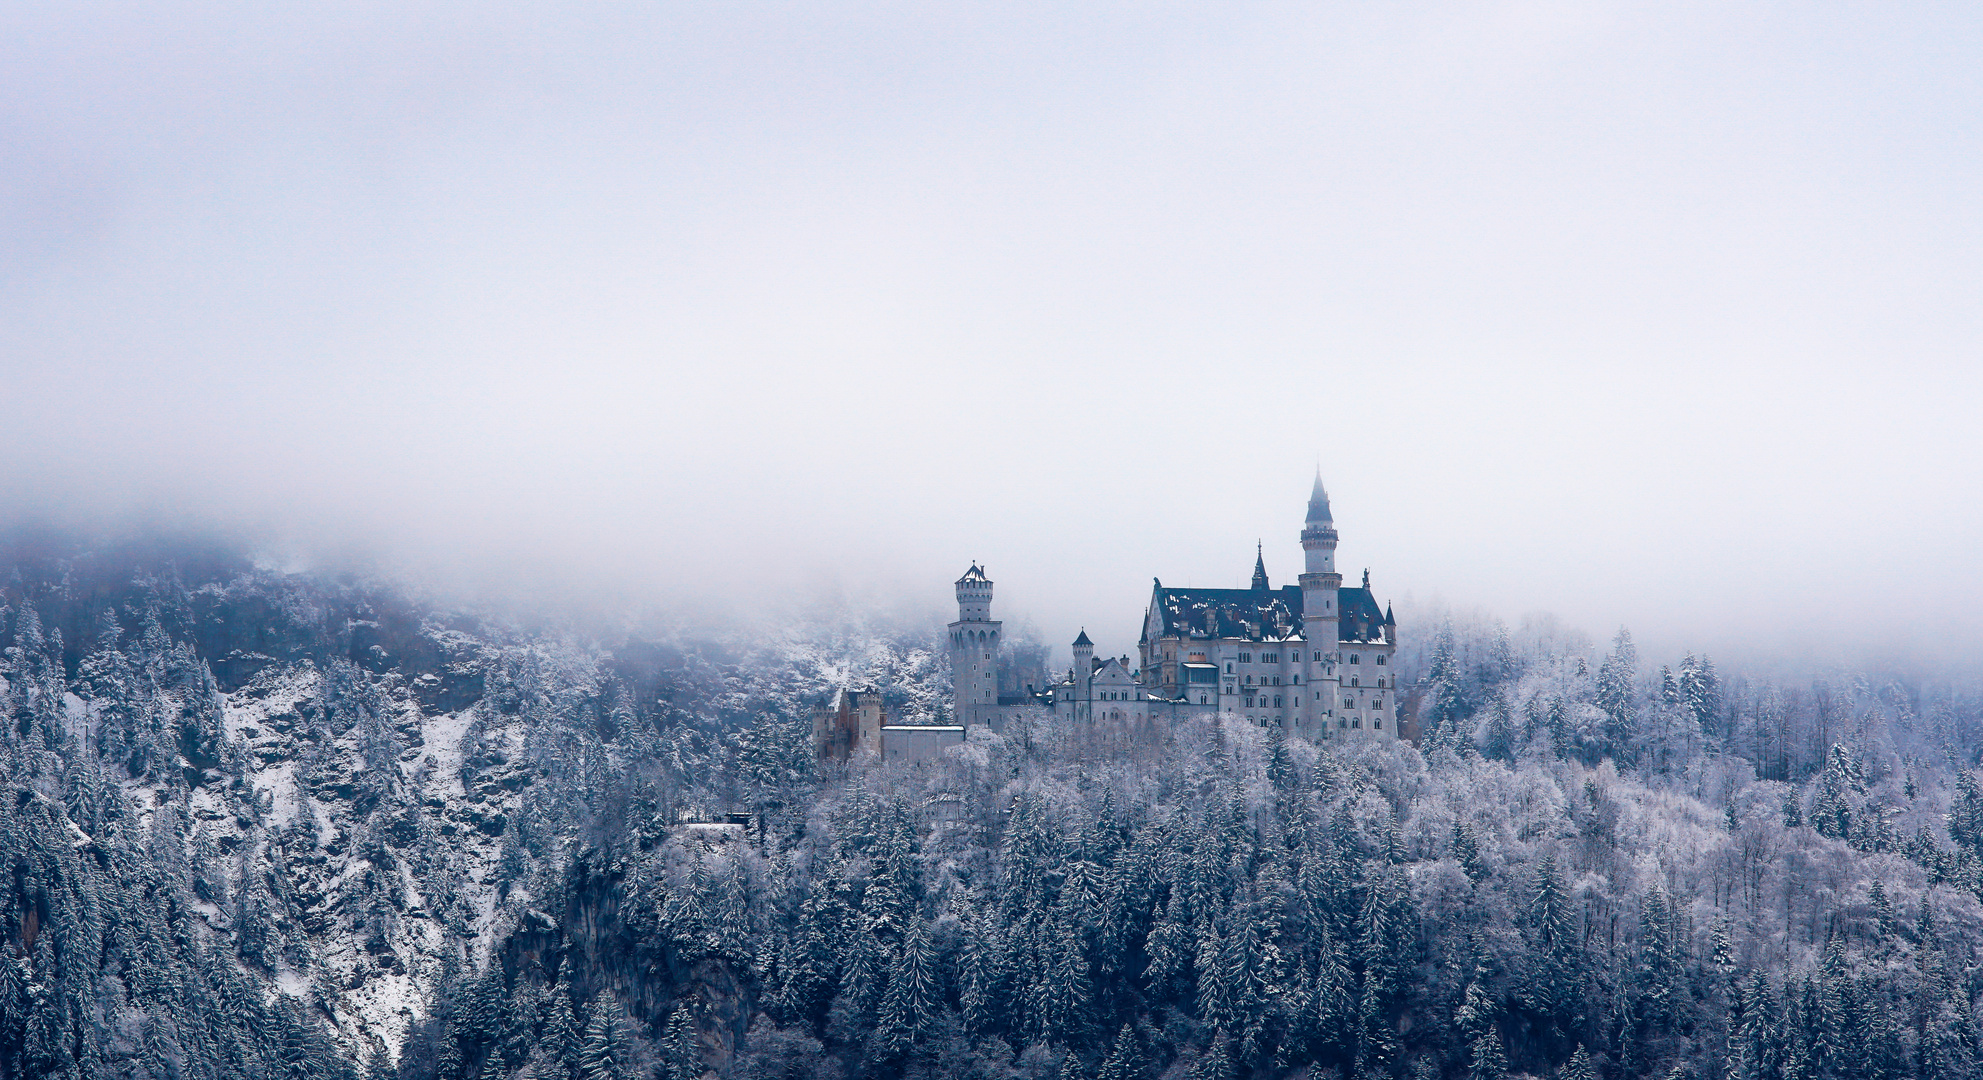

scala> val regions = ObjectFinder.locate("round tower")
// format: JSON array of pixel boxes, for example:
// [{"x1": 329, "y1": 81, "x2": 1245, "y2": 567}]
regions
[
  {"x1": 1299, "y1": 473, "x2": 1343, "y2": 729},
  {"x1": 948, "y1": 565, "x2": 1001, "y2": 728},
  {"x1": 1299, "y1": 472, "x2": 1342, "y2": 630}
]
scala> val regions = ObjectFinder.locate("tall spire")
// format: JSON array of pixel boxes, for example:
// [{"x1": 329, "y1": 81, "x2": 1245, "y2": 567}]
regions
[
  {"x1": 1307, "y1": 470, "x2": 1333, "y2": 523},
  {"x1": 1251, "y1": 541, "x2": 1269, "y2": 590}
]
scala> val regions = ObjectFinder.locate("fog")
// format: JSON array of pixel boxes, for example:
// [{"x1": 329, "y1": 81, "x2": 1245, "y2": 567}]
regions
[{"x1": 4, "y1": 3, "x2": 1980, "y2": 672}]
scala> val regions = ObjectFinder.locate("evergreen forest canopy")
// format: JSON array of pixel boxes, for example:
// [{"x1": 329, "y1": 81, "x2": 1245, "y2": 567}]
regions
[{"x1": 2, "y1": 532, "x2": 1983, "y2": 1080}]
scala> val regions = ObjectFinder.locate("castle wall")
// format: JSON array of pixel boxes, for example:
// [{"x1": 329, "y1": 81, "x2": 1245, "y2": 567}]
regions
[{"x1": 880, "y1": 725, "x2": 966, "y2": 765}]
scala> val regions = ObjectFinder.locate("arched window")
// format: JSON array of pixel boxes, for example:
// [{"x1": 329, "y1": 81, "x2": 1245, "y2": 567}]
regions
[
  {"x1": 1376, "y1": 655, "x2": 1387, "y2": 666},
  {"x1": 1349, "y1": 654, "x2": 1360, "y2": 664}
]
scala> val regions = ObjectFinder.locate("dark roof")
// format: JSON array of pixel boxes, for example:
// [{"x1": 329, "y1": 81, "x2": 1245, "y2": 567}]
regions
[
  {"x1": 1152, "y1": 584, "x2": 1304, "y2": 641},
  {"x1": 957, "y1": 564, "x2": 990, "y2": 585},
  {"x1": 1250, "y1": 543, "x2": 1269, "y2": 591},
  {"x1": 1338, "y1": 587, "x2": 1387, "y2": 643},
  {"x1": 1149, "y1": 583, "x2": 1390, "y2": 644},
  {"x1": 1072, "y1": 628, "x2": 1093, "y2": 647}
]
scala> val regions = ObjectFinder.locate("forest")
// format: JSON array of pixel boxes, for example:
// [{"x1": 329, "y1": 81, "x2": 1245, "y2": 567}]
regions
[{"x1": 2, "y1": 532, "x2": 1982, "y2": 1080}]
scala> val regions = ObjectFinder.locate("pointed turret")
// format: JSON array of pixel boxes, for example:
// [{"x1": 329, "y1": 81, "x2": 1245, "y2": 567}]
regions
[
  {"x1": 1306, "y1": 471, "x2": 1333, "y2": 523},
  {"x1": 1299, "y1": 473, "x2": 1344, "y2": 720},
  {"x1": 1251, "y1": 541, "x2": 1269, "y2": 591},
  {"x1": 1072, "y1": 629, "x2": 1096, "y2": 690}
]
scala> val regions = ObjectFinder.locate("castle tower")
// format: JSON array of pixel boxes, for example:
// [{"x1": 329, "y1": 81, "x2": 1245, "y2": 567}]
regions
[
  {"x1": 949, "y1": 565, "x2": 1001, "y2": 727},
  {"x1": 1071, "y1": 628, "x2": 1095, "y2": 707},
  {"x1": 1300, "y1": 467, "x2": 1348, "y2": 646},
  {"x1": 1251, "y1": 542, "x2": 1269, "y2": 590}
]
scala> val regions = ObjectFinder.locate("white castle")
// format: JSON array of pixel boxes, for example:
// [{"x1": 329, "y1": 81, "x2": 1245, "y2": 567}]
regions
[{"x1": 950, "y1": 473, "x2": 1400, "y2": 741}]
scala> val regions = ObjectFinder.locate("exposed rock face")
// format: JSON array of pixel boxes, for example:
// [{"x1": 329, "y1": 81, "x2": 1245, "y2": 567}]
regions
[{"x1": 0, "y1": 536, "x2": 903, "y2": 1077}]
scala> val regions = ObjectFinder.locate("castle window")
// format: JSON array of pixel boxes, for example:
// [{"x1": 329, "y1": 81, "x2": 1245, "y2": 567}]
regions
[
  {"x1": 1377, "y1": 655, "x2": 1387, "y2": 665},
  {"x1": 1344, "y1": 698, "x2": 1353, "y2": 709},
  {"x1": 1225, "y1": 662, "x2": 1233, "y2": 673},
  {"x1": 1349, "y1": 654, "x2": 1360, "y2": 664},
  {"x1": 1292, "y1": 674, "x2": 1300, "y2": 684},
  {"x1": 1238, "y1": 652, "x2": 1252, "y2": 663},
  {"x1": 1273, "y1": 696, "x2": 1282, "y2": 707},
  {"x1": 1352, "y1": 719, "x2": 1361, "y2": 729},
  {"x1": 1351, "y1": 677, "x2": 1358, "y2": 687},
  {"x1": 1373, "y1": 719, "x2": 1382, "y2": 729},
  {"x1": 1313, "y1": 651, "x2": 1322, "y2": 661}
]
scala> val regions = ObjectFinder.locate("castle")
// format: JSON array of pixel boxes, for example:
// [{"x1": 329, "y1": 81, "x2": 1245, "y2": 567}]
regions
[{"x1": 950, "y1": 474, "x2": 1400, "y2": 741}]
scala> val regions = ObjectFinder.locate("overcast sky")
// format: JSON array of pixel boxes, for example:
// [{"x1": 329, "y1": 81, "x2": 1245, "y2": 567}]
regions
[{"x1": 4, "y1": 2, "x2": 1980, "y2": 670}]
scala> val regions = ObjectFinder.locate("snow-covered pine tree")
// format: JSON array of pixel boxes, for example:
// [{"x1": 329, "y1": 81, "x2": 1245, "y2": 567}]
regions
[
  {"x1": 659, "y1": 1004, "x2": 700, "y2": 1080},
  {"x1": 576, "y1": 990, "x2": 630, "y2": 1080},
  {"x1": 1096, "y1": 1023, "x2": 1140, "y2": 1080},
  {"x1": 1595, "y1": 629, "x2": 1639, "y2": 762}
]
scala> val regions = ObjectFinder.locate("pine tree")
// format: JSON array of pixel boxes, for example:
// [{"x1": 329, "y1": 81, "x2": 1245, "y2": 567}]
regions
[
  {"x1": 1596, "y1": 629, "x2": 1639, "y2": 762},
  {"x1": 876, "y1": 915, "x2": 939, "y2": 1058},
  {"x1": 1455, "y1": 971, "x2": 1496, "y2": 1044},
  {"x1": 1559, "y1": 1044, "x2": 1596, "y2": 1080},
  {"x1": 960, "y1": 911, "x2": 1006, "y2": 1036},
  {"x1": 1679, "y1": 654, "x2": 1721, "y2": 736},
  {"x1": 537, "y1": 981, "x2": 580, "y2": 1080},
  {"x1": 577, "y1": 991, "x2": 629, "y2": 1080},
  {"x1": 1194, "y1": 1033, "x2": 1233, "y2": 1080},
  {"x1": 1483, "y1": 698, "x2": 1517, "y2": 764},
  {"x1": 1312, "y1": 928, "x2": 1356, "y2": 1064},
  {"x1": 1267, "y1": 722, "x2": 1294, "y2": 794},
  {"x1": 1869, "y1": 880, "x2": 1895, "y2": 941},
  {"x1": 1451, "y1": 821, "x2": 1485, "y2": 885},
  {"x1": 1096, "y1": 1024, "x2": 1141, "y2": 1080},
  {"x1": 1035, "y1": 907, "x2": 1092, "y2": 1044},
  {"x1": 1810, "y1": 745, "x2": 1861, "y2": 841},
  {"x1": 1467, "y1": 1029, "x2": 1507, "y2": 1080},
  {"x1": 839, "y1": 925, "x2": 881, "y2": 1023},
  {"x1": 1635, "y1": 887, "x2": 1679, "y2": 1031},
  {"x1": 659, "y1": 1005, "x2": 700, "y2": 1080}
]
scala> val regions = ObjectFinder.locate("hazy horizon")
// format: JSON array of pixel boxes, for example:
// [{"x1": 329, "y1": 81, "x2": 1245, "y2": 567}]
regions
[{"x1": 5, "y1": 4, "x2": 1980, "y2": 676}]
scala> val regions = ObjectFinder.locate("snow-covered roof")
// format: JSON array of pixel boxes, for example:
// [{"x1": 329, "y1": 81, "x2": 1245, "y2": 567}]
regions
[{"x1": 1147, "y1": 583, "x2": 1389, "y2": 643}]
